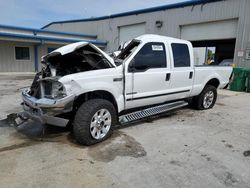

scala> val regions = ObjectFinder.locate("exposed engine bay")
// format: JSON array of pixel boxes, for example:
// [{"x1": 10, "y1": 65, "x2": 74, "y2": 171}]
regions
[
  {"x1": 42, "y1": 44, "x2": 111, "y2": 77},
  {"x1": 29, "y1": 43, "x2": 113, "y2": 99}
]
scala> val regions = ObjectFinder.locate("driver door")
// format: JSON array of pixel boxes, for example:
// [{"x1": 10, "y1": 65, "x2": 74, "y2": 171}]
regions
[{"x1": 125, "y1": 42, "x2": 171, "y2": 109}]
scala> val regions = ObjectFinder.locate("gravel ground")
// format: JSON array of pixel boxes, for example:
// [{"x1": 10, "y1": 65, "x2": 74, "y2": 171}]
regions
[{"x1": 0, "y1": 74, "x2": 250, "y2": 188}]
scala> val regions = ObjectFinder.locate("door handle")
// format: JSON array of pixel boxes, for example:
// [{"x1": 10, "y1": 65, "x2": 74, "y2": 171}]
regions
[
  {"x1": 189, "y1": 72, "x2": 193, "y2": 79},
  {"x1": 166, "y1": 73, "x2": 171, "y2": 81}
]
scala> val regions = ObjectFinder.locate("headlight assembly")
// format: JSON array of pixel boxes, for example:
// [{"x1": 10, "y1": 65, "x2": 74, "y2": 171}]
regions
[
  {"x1": 51, "y1": 81, "x2": 67, "y2": 99},
  {"x1": 41, "y1": 80, "x2": 66, "y2": 99}
]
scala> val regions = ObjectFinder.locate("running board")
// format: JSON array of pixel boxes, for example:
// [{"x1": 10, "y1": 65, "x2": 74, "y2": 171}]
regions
[{"x1": 119, "y1": 101, "x2": 188, "y2": 124}]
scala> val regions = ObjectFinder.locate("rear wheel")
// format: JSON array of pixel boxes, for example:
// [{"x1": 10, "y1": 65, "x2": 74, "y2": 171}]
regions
[
  {"x1": 73, "y1": 99, "x2": 117, "y2": 145},
  {"x1": 192, "y1": 85, "x2": 217, "y2": 110}
]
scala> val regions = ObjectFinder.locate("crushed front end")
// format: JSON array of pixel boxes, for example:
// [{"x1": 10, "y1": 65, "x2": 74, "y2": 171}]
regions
[
  {"x1": 19, "y1": 42, "x2": 114, "y2": 126},
  {"x1": 21, "y1": 73, "x2": 75, "y2": 127}
]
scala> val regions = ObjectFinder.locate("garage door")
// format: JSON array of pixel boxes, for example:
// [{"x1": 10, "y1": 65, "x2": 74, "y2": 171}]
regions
[
  {"x1": 119, "y1": 23, "x2": 146, "y2": 44},
  {"x1": 180, "y1": 19, "x2": 238, "y2": 41}
]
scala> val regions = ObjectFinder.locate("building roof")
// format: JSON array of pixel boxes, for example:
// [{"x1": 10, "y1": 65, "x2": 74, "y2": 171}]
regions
[
  {"x1": 0, "y1": 24, "x2": 97, "y2": 38},
  {"x1": 0, "y1": 32, "x2": 107, "y2": 46},
  {"x1": 0, "y1": 24, "x2": 107, "y2": 46},
  {"x1": 41, "y1": 0, "x2": 223, "y2": 29}
]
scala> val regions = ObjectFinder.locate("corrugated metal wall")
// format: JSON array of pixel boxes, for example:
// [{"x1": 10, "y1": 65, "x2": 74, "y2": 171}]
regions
[
  {"x1": 45, "y1": 0, "x2": 250, "y2": 67},
  {"x1": 0, "y1": 40, "x2": 34, "y2": 72},
  {"x1": 0, "y1": 40, "x2": 63, "y2": 72}
]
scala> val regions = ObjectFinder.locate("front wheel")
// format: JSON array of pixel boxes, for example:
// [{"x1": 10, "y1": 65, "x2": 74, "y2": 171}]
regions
[
  {"x1": 73, "y1": 99, "x2": 117, "y2": 145},
  {"x1": 192, "y1": 85, "x2": 217, "y2": 110}
]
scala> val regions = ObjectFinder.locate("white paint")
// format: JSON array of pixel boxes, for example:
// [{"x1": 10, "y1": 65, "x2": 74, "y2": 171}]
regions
[
  {"x1": 30, "y1": 35, "x2": 233, "y2": 116},
  {"x1": 44, "y1": 42, "x2": 115, "y2": 67},
  {"x1": 50, "y1": 41, "x2": 89, "y2": 55}
]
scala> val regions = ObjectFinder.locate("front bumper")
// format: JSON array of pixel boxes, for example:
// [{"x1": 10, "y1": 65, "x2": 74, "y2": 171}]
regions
[{"x1": 21, "y1": 89, "x2": 75, "y2": 127}]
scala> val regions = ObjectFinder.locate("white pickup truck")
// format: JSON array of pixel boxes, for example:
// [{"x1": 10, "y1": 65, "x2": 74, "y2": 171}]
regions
[{"x1": 20, "y1": 34, "x2": 232, "y2": 145}]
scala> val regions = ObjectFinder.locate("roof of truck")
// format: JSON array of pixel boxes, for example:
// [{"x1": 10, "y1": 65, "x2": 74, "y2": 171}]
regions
[{"x1": 135, "y1": 34, "x2": 190, "y2": 44}]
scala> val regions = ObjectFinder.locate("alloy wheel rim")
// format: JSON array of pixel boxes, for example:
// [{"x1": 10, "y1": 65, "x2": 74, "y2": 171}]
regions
[
  {"x1": 90, "y1": 109, "x2": 111, "y2": 140},
  {"x1": 203, "y1": 90, "x2": 214, "y2": 108}
]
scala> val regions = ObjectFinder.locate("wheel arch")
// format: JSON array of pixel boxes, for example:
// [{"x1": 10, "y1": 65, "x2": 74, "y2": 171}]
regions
[
  {"x1": 205, "y1": 78, "x2": 220, "y2": 88},
  {"x1": 73, "y1": 90, "x2": 118, "y2": 114}
]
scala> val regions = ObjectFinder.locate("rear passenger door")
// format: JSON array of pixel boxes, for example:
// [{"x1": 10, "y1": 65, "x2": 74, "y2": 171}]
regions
[{"x1": 168, "y1": 43, "x2": 194, "y2": 100}]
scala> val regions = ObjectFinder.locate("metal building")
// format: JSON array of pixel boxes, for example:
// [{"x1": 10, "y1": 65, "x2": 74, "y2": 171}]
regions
[
  {"x1": 0, "y1": 25, "x2": 106, "y2": 72},
  {"x1": 42, "y1": 0, "x2": 250, "y2": 67}
]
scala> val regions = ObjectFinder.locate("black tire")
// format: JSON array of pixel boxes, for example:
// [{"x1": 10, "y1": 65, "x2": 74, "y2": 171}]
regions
[
  {"x1": 192, "y1": 85, "x2": 217, "y2": 110},
  {"x1": 73, "y1": 99, "x2": 117, "y2": 145}
]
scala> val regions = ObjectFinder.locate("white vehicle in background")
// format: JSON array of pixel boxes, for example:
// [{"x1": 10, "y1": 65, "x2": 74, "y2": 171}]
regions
[
  {"x1": 219, "y1": 59, "x2": 233, "y2": 66},
  {"x1": 20, "y1": 34, "x2": 232, "y2": 145}
]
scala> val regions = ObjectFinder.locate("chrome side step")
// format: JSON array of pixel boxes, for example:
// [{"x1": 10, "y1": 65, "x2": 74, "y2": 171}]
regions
[{"x1": 119, "y1": 101, "x2": 188, "y2": 124}]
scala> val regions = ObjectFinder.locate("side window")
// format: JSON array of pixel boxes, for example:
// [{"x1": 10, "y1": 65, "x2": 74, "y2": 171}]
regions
[
  {"x1": 129, "y1": 42, "x2": 166, "y2": 72},
  {"x1": 171, "y1": 43, "x2": 190, "y2": 67},
  {"x1": 15, "y1": 47, "x2": 30, "y2": 60}
]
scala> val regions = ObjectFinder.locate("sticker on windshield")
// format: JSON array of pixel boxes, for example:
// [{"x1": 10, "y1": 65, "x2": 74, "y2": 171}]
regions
[{"x1": 152, "y1": 45, "x2": 163, "y2": 51}]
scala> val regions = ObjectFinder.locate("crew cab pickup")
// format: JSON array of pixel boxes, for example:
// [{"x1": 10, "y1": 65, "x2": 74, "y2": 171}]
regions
[{"x1": 20, "y1": 34, "x2": 232, "y2": 145}]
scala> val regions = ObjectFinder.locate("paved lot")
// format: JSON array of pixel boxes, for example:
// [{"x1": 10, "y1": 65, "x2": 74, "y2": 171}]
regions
[{"x1": 0, "y1": 74, "x2": 250, "y2": 188}]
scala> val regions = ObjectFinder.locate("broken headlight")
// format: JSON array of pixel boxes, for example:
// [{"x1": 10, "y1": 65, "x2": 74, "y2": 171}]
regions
[
  {"x1": 50, "y1": 81, "x2": 66, "y2": 99},
  {"x1": 42, "y1": 80, "x2": 66, "y2": 99}
]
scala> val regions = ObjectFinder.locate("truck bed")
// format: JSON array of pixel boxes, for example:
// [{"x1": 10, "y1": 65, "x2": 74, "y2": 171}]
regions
[{"x1": 190, "y1": 66, "x2": 232, "y2": 96}]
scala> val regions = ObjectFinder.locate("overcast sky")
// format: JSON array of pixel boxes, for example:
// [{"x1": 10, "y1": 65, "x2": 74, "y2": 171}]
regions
[{"x1": 0, "y1": 0, "x2": 187, "y2": 28}]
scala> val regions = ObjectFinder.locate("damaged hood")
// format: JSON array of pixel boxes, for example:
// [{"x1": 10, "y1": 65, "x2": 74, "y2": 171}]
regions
[{"x1": 42, "y1": 41, "x2": 115, "y2": 67}]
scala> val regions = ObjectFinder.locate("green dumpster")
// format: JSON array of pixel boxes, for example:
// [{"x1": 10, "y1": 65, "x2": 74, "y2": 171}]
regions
[
  {"x1": 245, "y1": 69, "x2": 250, "y2": 93},
  {"x1": 229, "y1": 68, "x2": 246, "y2": 92}
]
